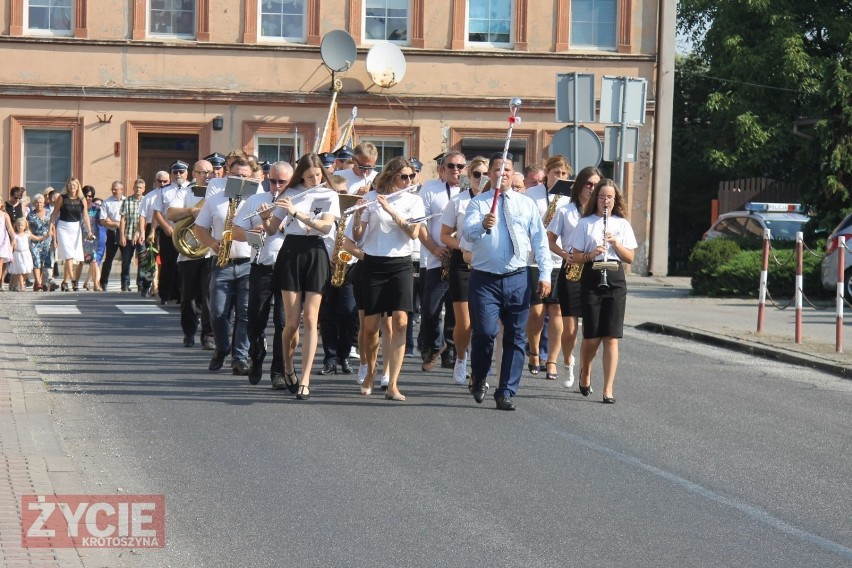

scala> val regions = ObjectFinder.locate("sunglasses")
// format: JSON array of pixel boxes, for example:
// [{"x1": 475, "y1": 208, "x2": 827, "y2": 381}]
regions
[
  {"x1": 269, "y1": 179, "x2": 289, "y2": 185},
  {"x1": 397, "y1": 174, "x2": 415, "y2": 182},
  {"x1": 471, "y1": 171, "x2": 486, "y2": 179},
  {"x1": 444, "y1": 163, "x2": 465, "y2": 170},
  {"x1": 353, "y1": 158, "x2": 375, "y2": 171}
]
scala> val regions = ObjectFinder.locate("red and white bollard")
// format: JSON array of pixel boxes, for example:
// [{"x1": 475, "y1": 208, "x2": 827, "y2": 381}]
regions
[
  {"x1": 837, "y1": 235, "x2": 845, "y2": 353},
  {"x1": 795, "y1": 231, "x2": 803, "y2": 344},
  {"x1": 757, "y1": 229, "x2": 771, "y2": 334}
]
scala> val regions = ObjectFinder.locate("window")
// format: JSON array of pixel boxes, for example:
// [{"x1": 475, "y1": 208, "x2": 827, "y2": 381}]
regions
[
  {"x1": 365, "y1": 0, "x2": 408, "y2": 43},
  {"x1": 256, "y1": 135, "x2": 303, "y2": 164},
  {"x1": 26, "y1": 0, "x2": 72, "y2": 34},
  {"x1": 359, "y1": 139, "x2": 406, "y2": 171},
  {"x1": 149, "y1": 0, "x2": 195, "y2": 37},
  {"x1": 570, "y1": 0, "x2": 616, "y2": 50},
  {"x1": 24, "y1": 130, "x2": 72, "y2": 192},
  {"x1": 260, "y1": 0, "x2": 306, "y2": 41},
  {"x1": 468, "y1": 0, "x2": 512, "y2": 45}
]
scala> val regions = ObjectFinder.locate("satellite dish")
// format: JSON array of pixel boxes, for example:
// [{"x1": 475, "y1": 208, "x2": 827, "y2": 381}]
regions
[
  {"x1": 366, "y1": 42, "x2": 406, "y2": 88},
  {"x1": 320, "y1": 30, "x2": 356, "y2": 73}
]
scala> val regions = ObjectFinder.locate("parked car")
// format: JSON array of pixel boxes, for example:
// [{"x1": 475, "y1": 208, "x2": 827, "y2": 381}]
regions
[
  {"x1": 821, "y1": 213, "x2": 852, "y2": 295},
  {"x1": 703, "y1": 203, "x2": 810, "y2": 241}
]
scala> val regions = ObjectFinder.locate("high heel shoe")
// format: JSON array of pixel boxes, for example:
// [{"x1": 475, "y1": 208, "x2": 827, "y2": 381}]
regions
[
  {"x1": 283, "y1": 371, "x2": 298, "y2": 394},
  {"x1": 360, "y1": 385, "x2": 372, "y2": 396},
  {"x1": 602, "y1": 395, "x2": 615, "y2": 404},
  {"x1": 527, "y1": 355, "x2": 539, "y2": 375},
  {"x1": 385, "y1": 391, "x2": 406, "y2": 401},
  {"x1": 94, "y1": 284, "x2": 104, "y2": 292},
  {"x1": 296, "y1": 384, "x2": 311, "y2": 400},
  {"x1": 83, "y1": 283, "x2": 92, "y2": 291},
  {"x1": 545, "y1": 361, "x2": 558, "y2": 381},
  {"x1": 579, "y1": 383, "x2": 593, "y2": 397},
  {"x1": 71, "y1": 281, "x2": 79, "y2": 292},
  {"x1": 60, "y1": 281, "x2": 69, "y2": 292}
]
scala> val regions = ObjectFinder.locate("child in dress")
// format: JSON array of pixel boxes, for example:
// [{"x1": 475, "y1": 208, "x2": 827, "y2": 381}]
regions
[
  {"x1": 9, "y1": 218, "x2": 33, "y2": 292},
  {"x1": 0, "y1": 207, "x2": 13, "y2": 290}
]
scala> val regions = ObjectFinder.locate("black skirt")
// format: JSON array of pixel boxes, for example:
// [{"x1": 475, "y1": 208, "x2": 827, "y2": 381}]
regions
[
  {"x1": 447, "y1": 249, "x2": 471, "y2": 303},
  {"x1": 556, "y1": 263, "x2": 583, "y2": 317},
  {"x1": 528, "y1": 266, "x2": 560, "y2": 306},
  {"x1": 348, "y1": 261, "x2": 363, "y2": 310},
  {"x1": 360, "y1": 254, "x2": 414, "y2": 316},
  {"x1": 274, "y1": 235, "x2": 329, "y2": 294},
  {"x1": 579, "y1": 261, "x2": 626, "y2": 339}
]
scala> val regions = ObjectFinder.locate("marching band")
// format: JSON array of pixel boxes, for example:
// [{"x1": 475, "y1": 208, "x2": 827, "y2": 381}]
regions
[{"x1": 152, "y1": 140, "x2": 636, "y2": 408}]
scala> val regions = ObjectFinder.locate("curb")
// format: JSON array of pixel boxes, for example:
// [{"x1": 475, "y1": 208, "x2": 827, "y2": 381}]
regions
[{"x1": 635, "y1": 322, "x2": 850, "y2": 380}]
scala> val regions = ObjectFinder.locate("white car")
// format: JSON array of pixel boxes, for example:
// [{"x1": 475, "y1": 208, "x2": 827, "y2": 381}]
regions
[
  {"x1": 820, "y1": 213, "x2": 852, "y2": 295},
  {"x1": 703, "y1": 202, "x2": 810, "y2": 241}
]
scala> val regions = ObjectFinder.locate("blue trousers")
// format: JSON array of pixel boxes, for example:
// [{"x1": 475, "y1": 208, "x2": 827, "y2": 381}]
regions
[
  {"x1": 469, "y1": 269, "x2": 531, "y2": 400},
  {"x1": 210, "y1": 262, "x2": 251, "y2": 361}
]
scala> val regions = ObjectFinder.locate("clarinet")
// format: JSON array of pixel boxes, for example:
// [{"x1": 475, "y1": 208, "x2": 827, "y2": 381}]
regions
[{"x1": 598, "y1": 206, "x2": 610, "y2": 288}]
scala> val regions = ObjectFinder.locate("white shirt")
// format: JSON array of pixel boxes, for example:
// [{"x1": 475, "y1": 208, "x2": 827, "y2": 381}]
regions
[
  {"x1": 271, "y1": 185, "x2": 341, "y2": 237},
  {"x1": 139, "y1": 189, "x2": 160, "y2": 222},
  {"x1": 204, "y1": 177, "x2": 227, "y2": 199},
  {"x1": 419, "y1": 178, "x2": 460, "y2": 270},
  {"x1": 100, "y1": 195, "x2": 124, "y2": 226},
  {"x1": 547, "y1": 201, "x2": 582, "y2": 255},
  {"x1": 441, "y1": 188, "x2": 477, "y2": 253},
  {"x1": 155, "y1": 182, "x2": 190, "y2": 229},
  {"x1": 338, "y1": 168, "x2": 378, "y2": 195},
  {"x1": 358, "y1": 190, "x2": 425, "y2": 258},
  {"x1": 169, "y1": 187, "x2": 211, "y2": 262},
  {"x1": 195, "y1": 188, "x2": 262, "y2": 260},
  {"x1": 569, "y1": 214, "x2": 638, "y2": 262},
  {"x1": 525, "y1": 183, "x2": 569, "y2": 267},
  {"x1": 235, "y1": 190, "x2": 286, "y2": 266}
]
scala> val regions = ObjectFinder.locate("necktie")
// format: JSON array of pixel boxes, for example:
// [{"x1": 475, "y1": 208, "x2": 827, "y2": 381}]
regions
[{"x1": 501, "y1": 193, "x2": 522, "y2": 259}]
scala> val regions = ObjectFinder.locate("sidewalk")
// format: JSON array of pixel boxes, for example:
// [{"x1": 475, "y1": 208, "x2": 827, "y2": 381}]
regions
[{"x1": 625, "y1": 275, "x2": 851, "y2": 378}]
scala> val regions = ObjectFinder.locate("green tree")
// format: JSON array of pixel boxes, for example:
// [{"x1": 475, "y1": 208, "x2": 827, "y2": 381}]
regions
[{"x1": 676, "y1": 1, "x2": 852, "y2": 227}]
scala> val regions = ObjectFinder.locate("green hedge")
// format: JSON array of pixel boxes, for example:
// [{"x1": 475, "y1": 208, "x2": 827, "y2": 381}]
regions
[{"x1": 689, "y1": 238, "x2": 828, "y2": 297}]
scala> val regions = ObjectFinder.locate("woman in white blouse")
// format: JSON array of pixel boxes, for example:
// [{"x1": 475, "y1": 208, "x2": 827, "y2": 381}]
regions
[
  {"x1": 345, "y1": 156, "x2": 425, "y2": 401},
  {"x1": 569, "y1": 179, "x2": 637, "y2": 404},
  {"x1": 264, "y1": 153, "x2": 339, "y2": 400}
]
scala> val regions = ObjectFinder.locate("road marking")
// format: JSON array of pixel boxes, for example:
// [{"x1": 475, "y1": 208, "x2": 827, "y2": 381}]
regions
[
  {"x1": 35, "y1": 305, "x2": 81, "y2": 315},
  {"x1": 117, "y1": 304, "x2": 169, "y2": 315}
]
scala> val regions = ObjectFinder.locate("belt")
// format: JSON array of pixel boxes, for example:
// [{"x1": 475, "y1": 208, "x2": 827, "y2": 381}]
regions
[
  {"x1": 230, "y1": 257, "x2": 250, "y2": 265},
  {"x1": 476, "y1": 267, "x2": 526, "y2": 279}
]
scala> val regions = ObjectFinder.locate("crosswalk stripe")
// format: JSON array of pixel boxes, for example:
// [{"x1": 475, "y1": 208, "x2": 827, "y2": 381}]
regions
[
  {"x1": 35, "y1": 305, "x2": 82, "y2": 315},
  {"x1": 116, "y1": 304, "x2": 169, "y2": 315}
]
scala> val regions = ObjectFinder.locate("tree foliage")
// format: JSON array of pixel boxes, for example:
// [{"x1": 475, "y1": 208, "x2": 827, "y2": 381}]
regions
[{"x1": 675, "y1": 1, "x2": 852, "y2": 229}]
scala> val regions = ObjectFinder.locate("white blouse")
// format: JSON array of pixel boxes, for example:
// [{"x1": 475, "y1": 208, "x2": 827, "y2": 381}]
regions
[
  {"x1": 358, "y1": 190, "x2": 425, "y2": 258},
  {"x1": 272, "y1": 185, "x2": 341, "y2": 237},
  {"x1": 569, "y1": 214, "x2": 638, "y2": 262},
  {"x1": 547, "y1": 201, "x2": 582, "y2": 252},
  {"x1": 525, "y1": 183, "x2": 568, "y2": 267}
]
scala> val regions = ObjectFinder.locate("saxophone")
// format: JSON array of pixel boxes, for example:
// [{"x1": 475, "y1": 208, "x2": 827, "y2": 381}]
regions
[
  {"x1": 330, "y1": 212, "x2": 352, "y2": 287},
  {"x1": 216, "y1": 196, "x2": 240, "y2": 268},
  {"x1": 543, "y1": 194, "x2": 559, "y2": 227}
]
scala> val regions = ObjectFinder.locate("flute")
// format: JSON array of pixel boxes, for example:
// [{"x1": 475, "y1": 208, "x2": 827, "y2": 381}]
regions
[
  {"x1": 343, "y1": 184, "x2": 420, "y2": 215},
  {"x1": 240, "y1": 183, "x2": 328, "y2": 221}
]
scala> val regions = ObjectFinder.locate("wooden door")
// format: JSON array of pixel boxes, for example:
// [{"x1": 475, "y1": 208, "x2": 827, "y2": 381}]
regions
[{"x1": 136, "y1": 134, "x2": 199, "y2": 186}]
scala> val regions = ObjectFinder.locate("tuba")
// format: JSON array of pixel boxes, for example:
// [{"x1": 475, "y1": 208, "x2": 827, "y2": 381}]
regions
[{"x1": 172, "y1": 183, "x2": 210, "y2": 258}]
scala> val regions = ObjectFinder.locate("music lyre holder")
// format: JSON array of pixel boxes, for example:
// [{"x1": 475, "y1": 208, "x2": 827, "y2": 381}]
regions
[{"x1": 592, "y1": 260, "x2": 619, "y2": 271}]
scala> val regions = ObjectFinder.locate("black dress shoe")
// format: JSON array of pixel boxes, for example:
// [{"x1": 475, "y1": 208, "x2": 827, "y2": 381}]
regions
[
  {"x1": 339, "y1": 359, "x2": 352, "y2": 374},
  {"x1": 208, "y1": 350, "x2": 226, "y2": 371},
  {"x1": 471, "y1": 376, "x2": 487, "y2": 404},
  {"x1": 183, "y1": 335, "x2": 195, "y2": 348},
  {"x1": 319, "y1": 363, "x2": 337, "y2": 375},
  {"x1": 248, "y1": 359, "x2": 263, "y2": 385},
  {"x1": 271, "y1": 373, "x2": 287, "y2": 390},
  {"x1": 495, "y1": 396, "x2": 516, "y2": 411},
  {"x1": 232, "y1": 360, "x2": 250, "y2": 376},
  {"x1": 602, "y1": 395, "x2": 616, "y2": 404}
]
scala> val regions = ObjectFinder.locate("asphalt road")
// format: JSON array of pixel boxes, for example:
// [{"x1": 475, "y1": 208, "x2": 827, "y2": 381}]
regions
[{"x1": 8, "y1": 292, "x2": 852, "y2": 567}]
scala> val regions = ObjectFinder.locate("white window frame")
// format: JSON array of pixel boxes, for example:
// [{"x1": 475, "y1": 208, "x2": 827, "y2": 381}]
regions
[
  {"x1": 148, "y1": 0, "x2": 196, "y2": 39},
  {"x1": 23, "y1": 128, "x2": 73, "y2": 192},
  {"x1": 258, "y1": 0, "x2": 307, "y2": 43},
  {"x1": 570, "y1": 0, "x2": 617, "y2": 51},
  {"x1": 255, "y1": 134, "x2": 304, "y2": 165},
  {"x1": 362, "y1": 0, "x2": 410, "y2": 46},
  {"x1": 466, "y1": 0, "x2": 514, "y2": 48},
  {"x1": 359, "y1": 137, "x2": 407, "y2": 171},
  {"x1": 24, "y1": 0, "x2": 73, "y2": 36}
]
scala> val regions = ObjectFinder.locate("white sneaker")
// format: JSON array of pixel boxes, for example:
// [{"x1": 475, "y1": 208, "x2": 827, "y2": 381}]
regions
[
  {"x1": 380, "y1": 374, "x2": 390, "y2": 389},
  {"x1": 562, "y1": 356, "x2": 576, "y2": 388},
  {"x1": 349, "y1": 348, "x2": 360, "y2": 359},
  {"x1": 357, "y1": 364, "x2": 367, "y2": 385},
  {"x1": 452, "y1": 358, "x2": 468, "y2": 385}
]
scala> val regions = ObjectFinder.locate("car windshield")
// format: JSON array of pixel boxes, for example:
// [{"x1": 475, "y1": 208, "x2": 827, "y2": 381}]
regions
[{"x1": 763, "y1": 219, "x2": 806, "y2": 240}]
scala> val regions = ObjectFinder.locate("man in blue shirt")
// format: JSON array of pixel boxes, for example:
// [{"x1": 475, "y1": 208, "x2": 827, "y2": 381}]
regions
[{"x1": 462, "y1": 154, "x2": 552, "y2": 410}]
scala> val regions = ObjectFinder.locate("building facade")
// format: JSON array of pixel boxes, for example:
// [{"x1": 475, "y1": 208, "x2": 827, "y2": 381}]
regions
[{"x1": 0, "y1": 0, "x2": 673, "y2": 274}]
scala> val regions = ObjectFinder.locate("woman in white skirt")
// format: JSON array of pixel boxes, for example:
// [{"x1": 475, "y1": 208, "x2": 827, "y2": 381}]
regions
[{"x1": 49, "y1": 178, "x2": 94, "y2": 291}]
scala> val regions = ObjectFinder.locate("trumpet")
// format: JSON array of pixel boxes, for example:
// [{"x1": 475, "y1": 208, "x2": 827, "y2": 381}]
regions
[
  {"x1": 343, "y1": 184, "x2": 420, "y2": 215},
  {"x1": 240, "y1": 183, "x2": 328, "y2": 222}
]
